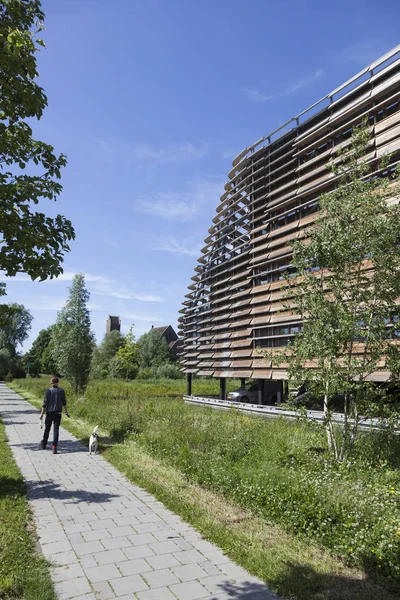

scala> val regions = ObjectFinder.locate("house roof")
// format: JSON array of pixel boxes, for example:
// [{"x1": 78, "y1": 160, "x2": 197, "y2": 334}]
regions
[{"x1": 154, "y1": 325, "x2": 170, "y2": 335}]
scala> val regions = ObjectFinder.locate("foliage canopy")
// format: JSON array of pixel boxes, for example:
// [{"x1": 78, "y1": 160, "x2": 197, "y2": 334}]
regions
[{"x1": 0, "y1": 0, "x2": 74, "y2": 292}]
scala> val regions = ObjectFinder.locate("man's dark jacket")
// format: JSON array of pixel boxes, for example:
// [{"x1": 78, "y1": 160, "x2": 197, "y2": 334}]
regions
[{"x1": 43, "y1": 387, "x2": 66, "y2": 413}]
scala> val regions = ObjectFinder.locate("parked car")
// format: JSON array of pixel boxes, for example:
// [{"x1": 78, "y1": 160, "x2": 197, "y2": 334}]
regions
[{"x1": 226, "y1": 383, "x2": 260, "y2": 404}]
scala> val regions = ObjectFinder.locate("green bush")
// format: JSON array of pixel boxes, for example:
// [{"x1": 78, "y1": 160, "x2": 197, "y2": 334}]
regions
[
  {"x1": 155, "y1": 363, "x2": 184, "y2": 379},
  {"x1": 137, "y1": 367, "x2": 155, "y2": 380}
]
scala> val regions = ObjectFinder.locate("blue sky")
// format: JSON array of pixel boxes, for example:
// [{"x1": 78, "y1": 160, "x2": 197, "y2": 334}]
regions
[{"x1": 2, "y1": 0, "x2": 399, "y2": 350}]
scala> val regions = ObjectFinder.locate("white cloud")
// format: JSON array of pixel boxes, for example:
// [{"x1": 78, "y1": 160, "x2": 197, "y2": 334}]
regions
[
  {"x1": 1, "y1": 270, "x2": 164, "y2": 303},
  {"x1": 87, "y1": 302, "x2": 103, "y2": 311},
  {"x1": 237, "y1": 88, "x2": 274, "y2": 102},
  {"x1": 98, "y1": 139, "x2": 208, "y2": 166},
  {"x1": 120, "y1": 311, "x2": 163, "y2": 323},
  {"x1": 282, "y1": 69, "x2": 324, "y2": 96},
  {"x1": 151, "y1": 237, "x2": 202, "y2": 257},
  {"x1": 238, "y1": 69, "x2": 324, "y2": 102},
  {"x1": 28, "y1": 296, "x2": 66, "y2": 311},
  {"x1": 134, "y1": 179, "x2": 223, "y2": 222}
]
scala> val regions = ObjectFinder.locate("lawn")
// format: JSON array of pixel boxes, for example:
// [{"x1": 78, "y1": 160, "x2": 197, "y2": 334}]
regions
[
  {"x1": 10, "y1": 377, "x2": 400, "y2": 600},
  {"x1": 0, "y1": 415, "x2": 56, "y2": 600}
]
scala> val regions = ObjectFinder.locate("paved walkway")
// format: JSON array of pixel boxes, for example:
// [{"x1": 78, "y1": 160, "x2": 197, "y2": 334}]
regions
[{"x1": 0, "y1": 384, "x2": 277, "y2": 600}]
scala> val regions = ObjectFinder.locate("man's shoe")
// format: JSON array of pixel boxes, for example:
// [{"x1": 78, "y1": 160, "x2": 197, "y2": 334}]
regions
[
  {"x1": 51, "y1": 445, "x2": 57, "y2": 454},
  {"x1": 39, "y1": 441, "x2": 45, "y2": 450}
]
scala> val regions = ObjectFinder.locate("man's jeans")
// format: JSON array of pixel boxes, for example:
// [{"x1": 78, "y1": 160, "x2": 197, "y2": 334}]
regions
[{"x1": 42, "y1": 412, "x2": 62, "y2": 447}]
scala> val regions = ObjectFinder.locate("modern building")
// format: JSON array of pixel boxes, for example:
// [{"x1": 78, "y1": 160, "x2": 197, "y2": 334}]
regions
[
  {"x1": 106, "y1": 315, "x2": 121, "y2": 334},
  {"x1": 178, "y1": 45, "x2": 400, "y2": 401}
]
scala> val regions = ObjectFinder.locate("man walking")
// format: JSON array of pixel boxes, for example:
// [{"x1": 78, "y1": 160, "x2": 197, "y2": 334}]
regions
[{"x1": 39, "y1": 377, "x2": 69, "y2": 454}]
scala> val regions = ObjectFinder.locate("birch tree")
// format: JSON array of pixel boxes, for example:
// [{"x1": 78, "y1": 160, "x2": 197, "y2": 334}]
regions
[
  {"x1": 51, "y1": 274, "x2": 95, "y2": 391},
  {"x1": 265, "y1": 122, "x2": 400, "y2": 460}
]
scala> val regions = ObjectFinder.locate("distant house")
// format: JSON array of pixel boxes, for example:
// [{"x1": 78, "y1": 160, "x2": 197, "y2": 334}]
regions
[
  {"x1": 151, "y1": 325, "x2": 183, "y2": 358},
  {"x1": 106, "y1": 315, "x2": 121, "y2": 334}
]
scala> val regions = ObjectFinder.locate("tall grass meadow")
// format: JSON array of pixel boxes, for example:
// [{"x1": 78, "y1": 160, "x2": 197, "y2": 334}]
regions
[{"x1": 16, "y1": 376, "x2": 400, "y2": 583}]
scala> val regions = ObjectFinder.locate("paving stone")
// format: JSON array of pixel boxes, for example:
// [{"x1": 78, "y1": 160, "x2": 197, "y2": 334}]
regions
[
  {"x1": 87, "y1": 519, "x2": 113, "y2": 531},
  {"x1": 116, "y1": 559, "x2": 152, "y2": 576},
  {"x1": 97, "y1": 510, "x2": 122, "y2": 520},
  {"x1": 122, "y1": 545, "x2": 155, "y2": 560},
  {"x1": 192, "y1": 540, "x2": 218, "y2": 553},
  {"x1": 199, "y1": 560, "x2": 224, "y2": 577},
  {"x1": 39, "y1": 529, "x2": 68, "y2": 544},
  {"x1": 219, "y1": 561, "x2": 252, "y2": 580},
  {"x1": 142, "y1": 568, "x2": 180, "y2": 589},
  {"x1": 136, "y1": 587, "x2": 176, "y2": 600},
  {"x1": 64, "y1": 522, "x2": 93, "y2": 534},
  {"x1": 133, "y1": 523, "x2": 160, "y2": 534},
  {"x1": 172, "y1": 563, "x2": 208, "y2": 582},
  {"x1": 173, "y1": 549, "x2": 206, "y2": 564},
  {"x1": 75, "y1": 541, "x2": 105, "y2": 556},
  {"x1": 102, "y1": 536, "x2": 132, "y2": 550},
  {"x1": 52, "y1": 563, "x2": 86, "y2": 582},
  {"x1": 41, "y1": 540, "x2": 73, "y2": 556},
  {"x1": 82, "y1": 529, "x2": 112, "y2": 542},
  {"x1": 108, "y1": 574, "x2": 148, "y2": 595},
  {"x1": 94, "y1": 549, "x2": 126, "y2": 565},
  {"x1": 146, "y1": 554, "x2": 180, "y2": 570},
  {"x1": 48, "y1": 550, "x2": 79, "y2": 566},
  {"x1": 74, "y1": 513, "x2": 100, "y2": 524},
  {"x1": 68, "y1": 532, "x2": 86, "y2": 545},
  {"x1": 91, "y1": 580, "x2": 116, "y2": 600},
  {"x1": 85, "y1": 564, "x2": 121, "y2": 583},
  {"x1": 127, "y1": 533, "x2": 157, "y2": 546},
  {"x1": 112, "y1": 516, "x2": 139, "y2": 527},
  {"x1": 54, "y1": 576, "x2": 92, "y2": 600},
  {"x1": 169, "y1": 580, "x2": 209, "y2": 600},
  {"x1": 107, "y1": 525, "x2": 136, "y2": 538},
  {"x1": 79, "y1": 554, "x2": 98, "y2": 569},
  {"x1": 203, "y1": 550, "x2": 231, "y2": 565},
  {"x1": 148, "y1": 540, "x2": 180, "y2": 555},
  {"x1": 198, "y1": 575, "x2": 233, "y2": 595}
]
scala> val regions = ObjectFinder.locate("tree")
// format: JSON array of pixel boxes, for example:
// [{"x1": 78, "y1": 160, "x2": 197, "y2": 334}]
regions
[
  {"x1": 114, "y1": 326, "x2": 139, "y2": 379},
  {"x1": 51, "y1": 273, "x2": 95, "y2": 391},
  {"x1": 0, "y1": 0, "x2": 75, "y2": 293},
  {"x1": 265, "y1": 122, "x2": 400, "y2": 461},
  {"x1": 24, "y1": 324, "x2": 57, "y2": 375},
  {"x1": 0, "y1": 302, "x2": 33, "y2": 354},
  {"x1": 91, "y1": 330, "x2": 125, "y2": 379},
  {"x1": 137, "y1": 328, "x2": 172, "y2": 369}
]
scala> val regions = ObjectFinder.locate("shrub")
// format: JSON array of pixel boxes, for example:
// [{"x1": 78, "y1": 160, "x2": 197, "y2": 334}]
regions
[
  {"x1": 156, "y1": 363, "x2": 184, "y2": 380},
  {"x1": 137, "y1": 367, "x2": 155, "y2": 380}
]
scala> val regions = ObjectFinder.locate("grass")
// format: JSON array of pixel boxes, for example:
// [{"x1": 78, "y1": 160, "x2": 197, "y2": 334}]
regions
[
  {"x1": 0, "y1": 415, "x2": 56, "y2": 600},
  {"x1": 9, "y1": 377, "x2": 400, "y2": 600}
]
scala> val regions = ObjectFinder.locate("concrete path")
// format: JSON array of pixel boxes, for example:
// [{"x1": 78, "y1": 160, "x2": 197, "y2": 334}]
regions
[{"x1": 0, "y1": 384, "x2": 278, "y2": 600}]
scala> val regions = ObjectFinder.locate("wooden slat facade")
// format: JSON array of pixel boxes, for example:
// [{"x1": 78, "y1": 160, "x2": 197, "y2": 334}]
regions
[{"x1": 179, "y1": 47, "x2": 400, "y2": 381}]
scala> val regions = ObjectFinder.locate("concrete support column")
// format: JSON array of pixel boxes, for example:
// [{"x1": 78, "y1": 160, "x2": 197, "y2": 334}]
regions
[
  {"x1": 219, "y1": 377, "x2": 226, "y2": 400},
  {"x1": 187, "y1": 373, "x2": 192, "y2": 396},
  {"x1": 257, "y1": 379, "x2": 264, "y2": 405},
  {"x1": 276, "y1": 380, "x2": 284, "y2": 405}
]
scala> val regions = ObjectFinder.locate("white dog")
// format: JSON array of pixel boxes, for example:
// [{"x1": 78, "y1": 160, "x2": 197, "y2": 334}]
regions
[{"x1": 89, "y1": 426, "x2": 99, "y2": 455}]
